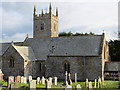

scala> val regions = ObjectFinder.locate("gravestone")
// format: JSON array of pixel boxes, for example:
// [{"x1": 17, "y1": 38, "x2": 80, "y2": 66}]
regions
[
  {"x1": 37, "y1": 77, "x2": 40, "y2": 84},
  {"x1": 10, "y1": 82, "x2": 20, "y2": 89},
  {"x1": 8, "y1": 76, "x2": 14, "y2": 88},
  {"x1": 29, "y1": 76, "x2": 32, "y2": 82},
  {"x1": 76, "y1": 84, "x2": 82, "y2": 90},
  {"x1": 46, "y1": 80, "x2": 52, "y2": 89},
  {"x1": 41, "y1": 76, "x2": 45, "y2": 84},
  {"x1": 48, "y1": 77, "x2": 53, "y2": 85},
  {"x1": 16, "y1": 76, "x2": 21, "y2": 83},
  {"x1": 29, "y1": 80, "x2": 36, "y2": 90},
  {"x1": 21, "y1": 76, "x2": 24, "y2": 83},
  {"x1": 54, "y1": 77, "x2": 57, "y2": 85},
  {"x1": 64, "y1": 71, "x2": 68, "y2": 85},
  {"x1": 75, "y1": 73, "x2": 77, "y2": 83},
  {"x1": 0, "y1": 69, "x2": 4, "y2": 81},
  {"x1": 88, "y1": 81, "x2": 92, "y2": 90},
  {"x1": 94, "y1": 79, "x2": 97, "y2": 88},
  {"x1": 68, "y1": 73, "x2": 72, "y2": 85},
  {"x1": 24, "y1": 77, "x2": 27, "y2": 83},
  {"x1": 65, "y1": 85, "x2": 72, "y2": 90},
  {"x1": 98, "y1": 77, "x2": 102, "y2": 88},
  {"x1": 86, "y1": 78, "x2": 89, "y2": 88}
]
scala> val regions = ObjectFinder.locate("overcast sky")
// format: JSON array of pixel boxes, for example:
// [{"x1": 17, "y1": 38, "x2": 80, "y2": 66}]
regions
[{"x1": 0, "y1": 0, "x2": 119, "y2": 42}]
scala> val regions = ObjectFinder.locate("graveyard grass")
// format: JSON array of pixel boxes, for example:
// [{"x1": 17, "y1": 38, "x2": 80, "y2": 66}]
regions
[{"x1": 1, "y1": 80, "x2": 119, "y2": 89}]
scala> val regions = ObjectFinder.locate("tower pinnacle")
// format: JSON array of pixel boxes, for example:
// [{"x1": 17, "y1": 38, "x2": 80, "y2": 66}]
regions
[
  {"x1": 56, "y1": 7, "x2": 58, "y2": 16},
  {"x1": 49, "y1": 3, "x2": 52, "y2": 16},
  {"x1": 34, "y1": 5, "x2": 36, "y2": 15}
]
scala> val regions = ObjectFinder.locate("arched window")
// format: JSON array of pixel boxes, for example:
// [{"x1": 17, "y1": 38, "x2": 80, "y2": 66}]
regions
[
  {"x1": 41, "y1": 23, "x2": 44, "y2": 30},
  {"x1": 9, "y1": 56, "x2": 14, "y2": 68},
  {"x1": 40, "y1": 63, "x2": 42, "y2": 71},
  {"x1": 64, "y1": 62, "x2": 70, "y2": 73}
]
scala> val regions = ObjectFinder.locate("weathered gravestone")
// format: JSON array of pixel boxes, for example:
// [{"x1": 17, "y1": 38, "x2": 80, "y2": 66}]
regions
[
  {"x1": 29, "y1": 76, "x2": 32, "y2": 82},
  {"x1": 21, "y1": 76, "x2": 24, "y2": 83},
  {"x1": 37, "y1": 77, "x2": 40, "y2": 84},
  {"x1": 88, "y1": 81, "x2": 92, "y2": 90},
  {"x1": 76, "y1": 84, "x2": 82, "y2": 90},
  {"x1": 85, "y1": 78, "x2": 89, "y2": 88},
  {"x1": 54, "y1": 77, "x2": 57, "y2": 85},
  {"x1": 98, "y1": 77, "x2": 102, "y2": 88},
  {"x1": 41, "y1": 76, "x2": 45, "y2": 84},
  {"x1": 65, "y1": 85, "x2": 72, "y2": 90},
  {"x1": 10, "y1": 82, "x2": 20, "y2": 90},
  {"x1": 24, "y1": 77, "x2": 27, "y2": 83},
  {"x1": 75, "y1": 73, "x2": 77, "y2": 83},
  {"x1": 29, "y1": 80, "x2": 36, "y2": 90},
  {"x1": 46, "y1": 80, "x2": 52, "y2": 89},
  {"x1": 68, "y1": 73, "x2": 72, "y2": 85},
  {"x1": 64, "y1": 71, "x2": 68, "y2": 85},
  {"x1": 48, "y1": 77, "x2": 53, "y2": 85},
  {"x1": 94, "y1": 79, "x2": 97, "y2": 88},
  {"x1": 8, "y1": 76, "x2": 14, "y2": 88},
  {"x1": 16, "y1": 76, "x2": 21, "y2": 83}
]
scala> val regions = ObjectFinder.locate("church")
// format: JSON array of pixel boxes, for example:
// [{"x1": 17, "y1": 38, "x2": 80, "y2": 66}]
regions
[{"x1": 0, "y1": 4, "x2": 111, "y2": 81}]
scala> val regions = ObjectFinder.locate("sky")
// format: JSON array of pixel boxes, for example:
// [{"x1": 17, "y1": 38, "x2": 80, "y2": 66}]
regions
[{"x1": 0, "y1": 0, "x2": 119, "y2": 42}]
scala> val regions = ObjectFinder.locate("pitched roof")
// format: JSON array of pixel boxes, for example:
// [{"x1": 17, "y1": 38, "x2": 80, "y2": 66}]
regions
[
  {"x1": 13, "y1": 45, "x2": 36, "y2": 61},
  {"x1": 23, "y1": 35, "x2": 103, "y2": 60}
]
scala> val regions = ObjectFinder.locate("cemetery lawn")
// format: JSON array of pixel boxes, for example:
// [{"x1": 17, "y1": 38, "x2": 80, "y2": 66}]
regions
[{"x1": 1, "y1": 80, "x2": 119, "y2": 89}]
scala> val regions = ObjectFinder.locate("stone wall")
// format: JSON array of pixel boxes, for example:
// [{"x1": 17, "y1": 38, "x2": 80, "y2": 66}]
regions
[
  {"x1": 46, "y1": 56, "x2": 102, "y2": 81},
  {"x1": 2, "y1": 45, "x2": 24, "y2": 79}
]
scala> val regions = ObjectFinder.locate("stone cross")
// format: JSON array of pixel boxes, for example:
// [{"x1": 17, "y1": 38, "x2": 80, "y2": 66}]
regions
[
  {"x1": 74, "y1": 73, "x2": 77, "y2": 83},
  {"x1": 65, "y1": 85, "x2": 72, "y2": 90},
  {"x1": 76, "y1": 84, "x2": 82, "y2": 90},
  {"x1": 88, "y1": 81, "x2": 92, "y2": 90},
  {"x1": 54, "y1": 77, "x2": 57, "y2": 85},
  {"x1": 37, "y1": 77, "x2": 40, "y2": 84},
  {"x1": 94, "y1": 79, "x2": 97, "y2": 88},
  {"x1": 29, "y1": 76, "x2": 32, "y2": 82},
  {"x1": 41, "y1": 76, "x2": 45, "y2": 84},
  {"x1": 29, "y1": 80, "x2": 36, "y2": 90},
  {"x1": 86, "y1": 78, "x2": 89, "y2": 88}
]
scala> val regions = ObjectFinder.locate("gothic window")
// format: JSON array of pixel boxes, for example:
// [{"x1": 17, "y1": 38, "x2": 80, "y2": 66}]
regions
[
  {"x1": 40, "y1": 63, "x2": 42, "y2": 71},
  {"x1": 64, "y1": 62, "x2": 70, "y2": 73},
  {"x1": 9, "y1": 56, "x2": 14, "y2": 68},
  {"x1": 41, "y1": 23, "x2": 44, "y2": 30}
]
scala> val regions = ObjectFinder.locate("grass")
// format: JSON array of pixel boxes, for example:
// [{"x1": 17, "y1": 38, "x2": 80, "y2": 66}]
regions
[{"x1": 1, "y1": 80, "x2": 120, "y2": 89}]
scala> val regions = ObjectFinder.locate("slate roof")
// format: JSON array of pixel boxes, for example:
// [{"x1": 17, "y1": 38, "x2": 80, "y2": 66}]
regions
[{"x1": 23, "y1": 35, "x2": 103, "y2": 60}]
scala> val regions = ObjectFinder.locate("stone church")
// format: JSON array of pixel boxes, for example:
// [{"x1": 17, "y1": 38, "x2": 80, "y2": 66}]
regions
[{"x1": 0, "y1": 4, "x2": 111, "y2": 81}]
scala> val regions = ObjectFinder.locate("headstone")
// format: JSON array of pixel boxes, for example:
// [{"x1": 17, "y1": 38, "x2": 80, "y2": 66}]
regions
[
  {"x1": 88, "y1": 81, "x2": 92, "y2": 90},
  {"x1": 29, "y1": 80, "x2": 36, "y2": 90},
  {"x1": 68, "y1": 73, "x2": 72, "y2": 85},
  {"x1": 24, "y1": 77, "x2": 27, "y2": 83},
  {"x1": 0, "y1": 69, "x2": 4, "y2": 81},
  {"x1": 76, "y1": 84, "x2": 82, "y2": 90},
  {"x1": 48, "y1": 77, "x2": 53, "y2": 85},
  {"x1": 94, "y1": 79, "x2": 97, "y2": 88},
  {"x1": 46, "y1": 80, "x2": 52, "y2": 89},
  {"x1": 37, "y1": 77, "x2": 40, "y2": 84},
  {"x1": 65, "y1": 85, "x2": 72, "y2": 90},
  {"x1": 29, "y1": 76, "x2": 32, "y2": 82},
  {"x1": 8, "y1": 76, "x2": 14, "y2": 88},
  {"x1": 41, "y1": 76, "x2": 45, "y2": 84},
  {"x1": 16, "y1": 76, "x2": 21, "y2": 83},
  {"x1": 64, "y1": 71, "x2": 68, "y2": 85},
  {"x1": 54, "y1": 77, "x2": 57, "y2": 85},
  {"x1": 21, "y1": 76, "x2": 24, "y2": 83},
  {"x1": 75, "y1": 73, "x2": 77, "y2": 83},
  {"x1": 10, "y1": 82, "x2": 20, "y2": 89},
  {"x1": 86, "y1": 78, "x2": 89, "y2": 88},
  {"x1": 98, "y1": 77, "x2": 102, "y2": 88}
]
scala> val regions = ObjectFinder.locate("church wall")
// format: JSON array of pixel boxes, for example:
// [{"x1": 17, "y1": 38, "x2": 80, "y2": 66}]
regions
[
  {"x1": 2, "y1": 46, "x2": 24, "y2": 79},
  {"x1": 46, "y1": 56, "x2": 102, "y2": 81}
]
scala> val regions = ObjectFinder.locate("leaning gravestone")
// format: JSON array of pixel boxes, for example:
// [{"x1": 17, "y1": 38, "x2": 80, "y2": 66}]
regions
[
  {"x1": 29, "y1": 80, "x2": 36, "y2": 90},
  {"x1": 8, "y1": 76, "x2": 14, "y2": 88},
  {"x1": 46, "y1": 80, "x2": 52, "y2": 89},
  {"x1": 65, "y1": 85, "x2": 72, "y2": 90},
  {"x1": 16, "y1": 75, "x2": 21, "y2": 83},
  {"x1": 88, "y1": 81, "x2": 92, "y2": 90},
  {"x1": 37, "y1": 77, "x2": 40, "y2": 84},
  {"x1": 29, "y1": 76, "x2": 32, "y2": 82},
  {"x1": 76, "y1": 84, "x2": 82, "y2": 90},
  {"x1": 21, "y1": 76, "x2": 24, "y2": 83},
  {"x1": 54, "y1": 77, "x2": 57, "y2": 85},
  {"x1": 86, "y1": 78, "x2": 89, "y2": 88},
  {"x1": 41, "y1": 76, "x2": 45, "y2": 84}
]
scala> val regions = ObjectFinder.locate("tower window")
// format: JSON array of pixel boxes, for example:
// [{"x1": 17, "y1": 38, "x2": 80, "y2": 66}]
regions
[
  {"x1": 9, "y1": 56, "x2": 14, "y2": 68},
  {"x1": 41, "y1": 23, "x2": 44, "y2": 30}
]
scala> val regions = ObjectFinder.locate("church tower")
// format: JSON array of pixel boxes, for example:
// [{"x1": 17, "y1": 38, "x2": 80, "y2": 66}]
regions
[{"x1": 33, "y1": 4, "x2": 58, "y2": 38}]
